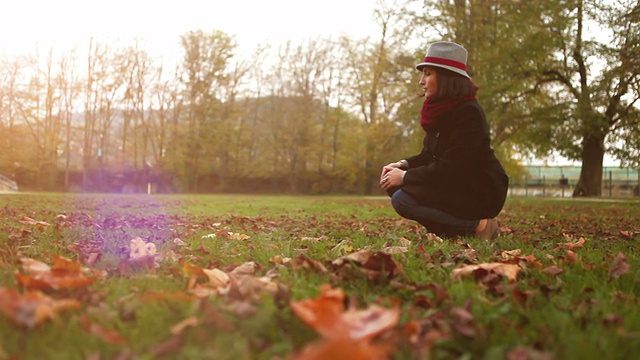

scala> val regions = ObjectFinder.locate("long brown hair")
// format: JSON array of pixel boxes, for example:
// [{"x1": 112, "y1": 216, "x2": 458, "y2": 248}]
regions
[{"x1": 435, "y1": 68, "x2": 479, "y2": 99}]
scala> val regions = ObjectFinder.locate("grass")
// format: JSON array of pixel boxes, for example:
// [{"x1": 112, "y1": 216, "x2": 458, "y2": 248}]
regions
[{"x1": 0, "y1": 193, "x2": 639, "y2": 359}]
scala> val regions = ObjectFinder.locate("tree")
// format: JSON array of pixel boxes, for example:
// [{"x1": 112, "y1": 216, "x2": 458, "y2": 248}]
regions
[
  {"x1": 409, "y1": 0, "x2": 640, "y2": 196},
  {"x1": 178, "y1": 29, "x2": 236, "y2": 192},
  {"x1": 341, "y1": 1, "x2": 417, "y2": 195},
  {"x1": 0, "y1": 56, "x2": 26, "y2": 180}
]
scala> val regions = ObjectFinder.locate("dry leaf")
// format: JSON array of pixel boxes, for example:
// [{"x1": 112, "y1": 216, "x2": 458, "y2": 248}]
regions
[
  {"x1": 129, "y1": 237, "x2": 156, "y2": 259},
  {"x1": 290, "y1": 284, "x2": 399, "y2": 341},
  {"x1": 542, "y1": 265, "x2": 564, "y2": 276},
  {"x1": 16, "y1": 255, "x2": 98, "y2": 291},
  {"x1": 608, "y1": 252, "x2": 630, "y2": 280},
  {"x1": 289, "y1": 337, "x2": 393, "y2": 360},
  {"x1": 0, "y1": 287, "x2": 81, "y2": 328},
  {"x1": 171, "y1": 316, "x2": 200, "y2": 335},
  {"x1": 451, "y1": 263, "x2": 521, "y2": 282},
  {"x1": 553, "y1": 236, "x2": 586, "y2": 252}
]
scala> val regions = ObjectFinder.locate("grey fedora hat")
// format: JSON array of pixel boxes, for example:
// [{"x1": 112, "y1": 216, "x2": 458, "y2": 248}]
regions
[{"x1": 416, "y1": 41, "x2": 470, "y2": 78}]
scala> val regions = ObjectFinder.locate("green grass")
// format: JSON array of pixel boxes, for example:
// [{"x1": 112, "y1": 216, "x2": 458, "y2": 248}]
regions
[{"x1": 0, "y1": 193, "x2": 639, "y2": 359}]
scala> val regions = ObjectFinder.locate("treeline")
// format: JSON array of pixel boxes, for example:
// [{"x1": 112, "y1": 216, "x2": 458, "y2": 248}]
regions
[{"x1": 1, "y1": 0, "x2": 639, "y2": 196}]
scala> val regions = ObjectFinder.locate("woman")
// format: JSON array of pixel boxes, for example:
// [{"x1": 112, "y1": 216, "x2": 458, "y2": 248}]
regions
[{"x1": 380, "y1": 41, "x2": 508, "y2": 240}]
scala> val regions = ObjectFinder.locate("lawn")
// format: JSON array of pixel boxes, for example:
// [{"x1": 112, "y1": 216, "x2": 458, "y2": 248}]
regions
[{"x1": 0, "y1": 193, "x2": 639, "y2": 359}]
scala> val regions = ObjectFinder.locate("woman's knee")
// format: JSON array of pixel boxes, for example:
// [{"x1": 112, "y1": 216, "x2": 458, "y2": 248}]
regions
[{"x1": 391, "y1": 190, "x2": 415, "y2": 218}]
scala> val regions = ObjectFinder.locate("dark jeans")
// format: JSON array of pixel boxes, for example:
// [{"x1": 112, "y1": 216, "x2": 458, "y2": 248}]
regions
[{"x1": 391, "y1": 189, "x2": 479, "y2": 238}]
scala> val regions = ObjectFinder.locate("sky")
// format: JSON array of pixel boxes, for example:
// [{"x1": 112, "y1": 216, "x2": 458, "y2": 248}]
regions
[{"x1": 0, "y1": 0, "x2": 381, "y2": 60}]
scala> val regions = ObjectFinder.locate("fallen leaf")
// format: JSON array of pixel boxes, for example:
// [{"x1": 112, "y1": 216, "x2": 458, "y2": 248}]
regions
[
  {"x1": 149, "y1": 335, "x2": 184, "y2": 357},
  {"x1": 290, "y1": 284, "x2": 399, "y2": 341},
  {"x1": 81, "y1": 314, "x2": 128, "y2": 344},
  {"x1": 542, "y1": 265, "x2": 564, "y2": 276},
  {"x1": 608, "y1": 252, "x2": 630, "y2": 280},
  {"x1": 506, "y1": 345, "x2": 553, "y2": 360},
  {"x1": 552, "y1": 236, "x2": 586, "y2": 252},
  {"x1": 451, "y1": 263, "x2": 521, "y2": 282},
  {"x1": 16, "y1": 255, "x2": 98, "y2": 291},
  {"x1": 0, "y1": 287, "x2": 81, "y2": 328},
  {"x1": 289, "y1": 337, "x2": 393, "y2": 360},
  {"x1": 171, "y1": 316, "x2": 200, "y2": 335},
  {"x1": 129, "y1": 237, "x2": 156, "y2": 259}
]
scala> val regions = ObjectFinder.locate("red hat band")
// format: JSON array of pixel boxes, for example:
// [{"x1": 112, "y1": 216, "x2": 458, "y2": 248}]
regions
[{"x1": 423, "y1": 56, "x2": 467, "y2": 71}]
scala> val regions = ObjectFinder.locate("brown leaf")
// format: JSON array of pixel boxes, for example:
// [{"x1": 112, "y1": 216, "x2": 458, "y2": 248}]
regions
[
  {"x1": 608, "y1": 252, "x2": 630, "y2": 280},
  {"x1": 148, "y1": 335, "x2": 184, "y2": 357},
  {"x1": 290, "y1": 254, "x2": 328, "y2": 273},
  {"x1": 451, "y1": 263, "x2": 521, "y2": 282},
  {"x1": 333, "y1": 250, "x2": 403, "y2": 280},
  {"x1": 81, "y1": 314, "x2": 128, "y2": 344},
  {"x1": 0, "y1": 287, "x2": 81, "y2": 328},
  {"x1": 506, "y1": 345, "x2": 553, "y2": 360},
  {"x1": 450, "y1": 305, "x2": 476, "y2": 338},
  {"x1": 541, "y1": 265, "x2": 564, "y2": 276},
  {"x1": 552, "y1": 236, "x2": 586, "y2": 252}
]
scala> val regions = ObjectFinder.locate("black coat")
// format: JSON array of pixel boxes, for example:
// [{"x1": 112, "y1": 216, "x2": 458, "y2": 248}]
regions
[{"x1": 401, "y1": 99, "x2": 508, "y2": 220}]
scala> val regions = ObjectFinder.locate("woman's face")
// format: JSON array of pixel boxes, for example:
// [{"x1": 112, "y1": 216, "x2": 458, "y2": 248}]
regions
[{"x1": 419, "y1": 66, "x2": 438, "y2": 98}]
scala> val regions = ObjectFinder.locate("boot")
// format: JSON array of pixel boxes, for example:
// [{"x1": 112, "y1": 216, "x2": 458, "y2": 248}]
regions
[{"x1": 475, "y1": 219, "x2": 500, "y2": 240}]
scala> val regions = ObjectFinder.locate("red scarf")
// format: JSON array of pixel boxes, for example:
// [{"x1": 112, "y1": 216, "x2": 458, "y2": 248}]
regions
[{"x1": 420, "y1": 95, "x2": 476, "y2": 132}]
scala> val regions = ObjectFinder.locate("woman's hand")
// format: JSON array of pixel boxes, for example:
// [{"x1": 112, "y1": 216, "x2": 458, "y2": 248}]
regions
[
  {"x1": 380, "y1": 168, "x2": 406, "y2": 190},
  {"x1": 380, "y1": 161, "x2": 404, "y2": 181}
]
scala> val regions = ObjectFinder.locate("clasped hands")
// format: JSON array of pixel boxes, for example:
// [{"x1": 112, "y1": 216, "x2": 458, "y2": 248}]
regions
[{"x1": 380, "y1": 161, "x2": 406, "y2": 190}]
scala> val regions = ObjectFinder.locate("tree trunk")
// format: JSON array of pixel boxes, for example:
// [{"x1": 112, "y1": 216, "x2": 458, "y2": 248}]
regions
[{"x1": 573, "y1": 132, "x2": 605, "y2": 197}]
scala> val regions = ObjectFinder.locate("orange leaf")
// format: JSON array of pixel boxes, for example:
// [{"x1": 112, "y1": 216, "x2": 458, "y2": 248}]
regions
[
  {"x1": 290, "y1": 285, "x2": 399, "y2": 341},
  {"x1": 17, "y1": 255, "x2": 98, "y2": 291},
  {"x1": 290, "y1": 285, "x2": 347, "y2": 339},
  {"x1": 289, "y1": 337, "x2": 393, "y2": 360},
  {"x1": 553, "y1": 236, "x2": 586, "y2": 251},
  {"x1": 0, "y1": 287, "x2": 81, "y2": 328},
  {"x1": 182, "y1": 263, "x2": 207, "y2": 278}
]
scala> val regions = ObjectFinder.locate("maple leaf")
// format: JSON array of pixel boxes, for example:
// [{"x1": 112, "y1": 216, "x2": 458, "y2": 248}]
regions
[
  {"x1": 451, "y1": 263, "x2": 521, "y2": 282},
  {"x1": 290, "y1": 284, "x2": 399, "y2": 341},
  {"x1": 608, "y1": 252, "x2": 630, "y2": 280},
  {"x1": 289, "y1": 285, "x2": 399, "y2": 360},
  {"x1": 0, "y1": 287, "x2": 81, "y2": 328}
]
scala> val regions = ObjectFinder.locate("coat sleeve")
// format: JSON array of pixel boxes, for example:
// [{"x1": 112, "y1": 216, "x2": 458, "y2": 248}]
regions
[
  {"x1": 403, "y1": 104, "x2": 487, "y2": 185},
  {"x1": 404, "y1": 139, "x2": 431, "y2": 168}
]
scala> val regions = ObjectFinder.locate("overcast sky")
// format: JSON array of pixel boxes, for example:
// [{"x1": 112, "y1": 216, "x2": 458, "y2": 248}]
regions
[{"x1": 0, "y1": 0, "x2": 381, "y2": 59}]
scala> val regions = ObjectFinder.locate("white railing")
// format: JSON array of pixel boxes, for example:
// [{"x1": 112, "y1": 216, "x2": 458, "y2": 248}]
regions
[{"x1": 0, "y1": 173, "x2": 18, "y2": 192}]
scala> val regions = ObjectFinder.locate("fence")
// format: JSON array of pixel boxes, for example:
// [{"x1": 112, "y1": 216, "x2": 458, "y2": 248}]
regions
[
  {"x1": 0, "y1": 173, "x2": 18, "y2": 192},
  {"x1": 509, "y1": 166, "x2": 640, "y2": 198}
]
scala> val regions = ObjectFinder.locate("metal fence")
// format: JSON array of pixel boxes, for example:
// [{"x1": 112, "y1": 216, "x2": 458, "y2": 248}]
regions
[{"x1": 509, "y1": 166, "x2": 640, "y2": 198}]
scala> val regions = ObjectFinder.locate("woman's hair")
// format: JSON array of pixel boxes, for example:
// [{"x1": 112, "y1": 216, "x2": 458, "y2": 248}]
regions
[{"x1": 435, "y1": 68, "x2": 479, "y2": 99}]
